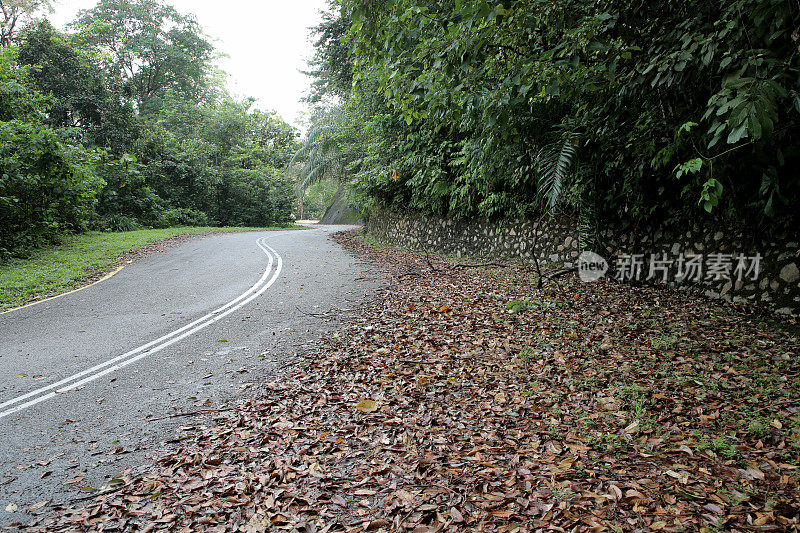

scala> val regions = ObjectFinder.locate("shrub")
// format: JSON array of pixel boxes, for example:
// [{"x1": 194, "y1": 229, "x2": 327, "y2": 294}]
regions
[{"x1": 0, "y1": 120, "x2": 102, "y2": 257}]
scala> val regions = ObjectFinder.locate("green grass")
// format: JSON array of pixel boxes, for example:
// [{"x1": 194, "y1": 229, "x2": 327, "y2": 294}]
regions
[{"x1": 0, "y1": 226, "x2": 302, "y2": 312}]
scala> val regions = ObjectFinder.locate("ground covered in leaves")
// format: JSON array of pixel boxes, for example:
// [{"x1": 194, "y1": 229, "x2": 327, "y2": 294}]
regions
[{"x1": 27, "y1": 231, "x2": 800, "y2": 532}]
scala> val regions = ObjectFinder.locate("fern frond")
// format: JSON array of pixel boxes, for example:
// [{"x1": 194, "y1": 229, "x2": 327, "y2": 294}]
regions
[{"x1": 537, "y1": 131, "x2": 580, "y2": 209}]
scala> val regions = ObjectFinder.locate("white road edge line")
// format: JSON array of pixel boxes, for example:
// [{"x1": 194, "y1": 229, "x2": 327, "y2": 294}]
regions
[
  {"x1": 0, "y1": 238, "x2": 283, "y2": 420},
  {"x1": 0, "y1": 238, "x2": 273, "y2": 412}
]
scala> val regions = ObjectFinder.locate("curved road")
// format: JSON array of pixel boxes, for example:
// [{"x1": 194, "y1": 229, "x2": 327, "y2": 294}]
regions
[{"x1": 0, "y1": 226, "x2": 381, "y2": 526}]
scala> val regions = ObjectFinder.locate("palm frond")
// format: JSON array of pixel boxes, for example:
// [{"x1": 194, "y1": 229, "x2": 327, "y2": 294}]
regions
[{"x1": 290, "y1": 105, "x2": 351, "y2": 190}]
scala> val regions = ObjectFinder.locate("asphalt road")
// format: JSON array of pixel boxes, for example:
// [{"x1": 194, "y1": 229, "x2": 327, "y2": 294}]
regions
[{"x1": 0, "y1": 225, "x2": 382, "y2": 527}]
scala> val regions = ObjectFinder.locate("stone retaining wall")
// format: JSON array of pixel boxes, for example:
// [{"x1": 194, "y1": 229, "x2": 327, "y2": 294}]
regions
[{"x1": 365, "y1": 209, "x2": 800, "y2": 316}]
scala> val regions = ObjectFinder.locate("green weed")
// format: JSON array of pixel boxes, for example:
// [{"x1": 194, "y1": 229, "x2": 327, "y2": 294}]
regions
[
  {"x1": 650, "y1": 332, "x2": 679, "y2": 351},
  {"x1": 552, "y1": 486, "x2": 577, "y2": 503}
]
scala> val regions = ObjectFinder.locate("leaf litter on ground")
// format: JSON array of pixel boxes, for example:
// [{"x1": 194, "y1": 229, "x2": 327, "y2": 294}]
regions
[{"x1": 27, "y1": 230, "x2": 800, "y2": 532}]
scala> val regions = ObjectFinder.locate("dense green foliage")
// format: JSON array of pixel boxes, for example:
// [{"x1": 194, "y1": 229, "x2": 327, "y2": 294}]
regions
[
  {"x1": 0, "y1": 0, "x2": 299, "y2": 258},
  {"x1": 300, "y1": 178, "x2": 339, "y2": 220},
  {"x1": 0, "y1": 46, "x2": 103, "y2": 253},
  {"x1": 299, "y1": 0, "x2": 799, "y2": 231}
]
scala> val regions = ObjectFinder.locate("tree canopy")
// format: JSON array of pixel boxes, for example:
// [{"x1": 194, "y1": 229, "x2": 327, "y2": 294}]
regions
[
  {"x1": 0, "y1": 0, "x2": 299, "y2": 258},
  {"x1": 297, "y1": 0, "x2": 799, "y2": 233},
  {"x1": 70, "y1": 0, "x2": 214, "y2": 112}
]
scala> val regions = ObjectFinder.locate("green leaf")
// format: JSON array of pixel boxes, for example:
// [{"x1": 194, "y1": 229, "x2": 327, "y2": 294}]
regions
[
  {"x1": 764, "y1": 191, "x2": 775, "y2": 217},
  {"x1": 747, "y1": 112, "x2": 762, "y2": 140},
  {"x1": 506, "y1": 300, "x2": 532, "y2": 313},
  {"x1": 674, "y1": 158, "x2": 702, "y2": 179},
  {"x1": 726, "y1": 123, "x2": 748, "y2": 144}
]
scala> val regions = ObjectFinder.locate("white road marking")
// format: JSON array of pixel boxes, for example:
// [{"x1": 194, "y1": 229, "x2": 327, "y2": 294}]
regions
[{"x1": 0, "y1": 238, "x2": 283, "y2": 420}]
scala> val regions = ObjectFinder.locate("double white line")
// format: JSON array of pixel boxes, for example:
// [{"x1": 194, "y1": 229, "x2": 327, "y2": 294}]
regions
[{"x1": 0, "y1": 238, "x2": 282, "y2": 421}]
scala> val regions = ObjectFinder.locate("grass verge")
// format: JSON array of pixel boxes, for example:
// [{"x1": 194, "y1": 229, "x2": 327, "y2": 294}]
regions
[{"x1": 0, "y1": 226, "x2": 302, "y2": 312}]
